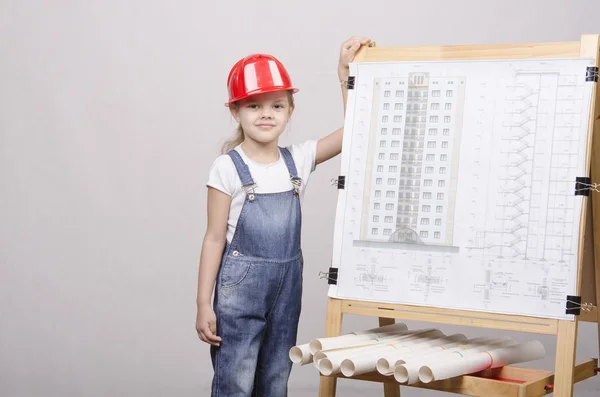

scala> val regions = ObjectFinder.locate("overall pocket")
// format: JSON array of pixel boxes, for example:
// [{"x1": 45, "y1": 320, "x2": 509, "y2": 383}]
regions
[{"x1": 220, "y1": 256, "x2": 252, "y2": 289}]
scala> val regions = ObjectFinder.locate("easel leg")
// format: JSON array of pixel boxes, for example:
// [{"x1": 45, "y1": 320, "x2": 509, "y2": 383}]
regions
[
  {"x1": 379, "y1": 316, "x2": 401, "y2": 397},
  {"x1": 318, "y1": 298, "x2": 344, "y2": 397},
  {"x1": 593, "y1": 194, "x2": 600, "y2": 359},
  {"x1": 583, "y1": 29, "x2": 600, "y2": 379},
  {"x1": 553, "y1": 320, "x2": 579, "y2": 397},
  {"x1": 591, "y1": 128, "x2": 600, "y2": 361}
]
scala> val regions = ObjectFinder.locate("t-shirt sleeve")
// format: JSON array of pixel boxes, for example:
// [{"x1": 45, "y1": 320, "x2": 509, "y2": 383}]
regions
[
  {"x1": 288, "y1": 140, "x2": 318, "y2": 176},
  {"x1": 206, "y1": 155, "x2": 237, "y2": 196}
]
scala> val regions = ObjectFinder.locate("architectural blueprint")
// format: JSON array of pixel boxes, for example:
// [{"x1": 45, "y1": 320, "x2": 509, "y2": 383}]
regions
[{"x1": 329, "y1": 58, "x2": 594, "y2": 320}]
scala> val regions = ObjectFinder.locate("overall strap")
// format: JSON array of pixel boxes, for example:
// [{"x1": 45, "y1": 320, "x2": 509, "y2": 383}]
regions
[
  {"x1": 227, "y1": 150, "x2": 257, "y2": 201},
  {"x1": 279, "y1": 147, "x2": 302, "y2": 195}
]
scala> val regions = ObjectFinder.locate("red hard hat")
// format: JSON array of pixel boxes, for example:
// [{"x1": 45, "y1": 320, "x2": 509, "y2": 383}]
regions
[{"x1": 225, "y1": 54, "x2": 298, "y2": 105}]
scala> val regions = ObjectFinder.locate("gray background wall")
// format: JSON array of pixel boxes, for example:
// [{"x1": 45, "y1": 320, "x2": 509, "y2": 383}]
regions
[{"x1": 1, "y1": 0, "x2": 599, "y2": 396}]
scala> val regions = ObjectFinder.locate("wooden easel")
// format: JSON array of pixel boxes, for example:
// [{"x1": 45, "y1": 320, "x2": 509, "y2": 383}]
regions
[{"x1": 319, "y1": 35, "x2": 600, "y2": 397}]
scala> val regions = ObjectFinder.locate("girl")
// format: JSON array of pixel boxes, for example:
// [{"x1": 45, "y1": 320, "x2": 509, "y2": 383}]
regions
[{"x1": 196, "y1": 36, "x2": 371, "y2": 396}]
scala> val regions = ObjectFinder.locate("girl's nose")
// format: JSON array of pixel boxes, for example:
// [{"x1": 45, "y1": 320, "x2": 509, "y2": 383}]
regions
[{"x1": 260, "y1": 110, "x2": 273, "y2": 119}]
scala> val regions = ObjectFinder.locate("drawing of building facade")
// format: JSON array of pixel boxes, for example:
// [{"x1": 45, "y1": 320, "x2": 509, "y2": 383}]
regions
[{"x1": 360, "y1": 73, "x2": 465, "y2": 246}]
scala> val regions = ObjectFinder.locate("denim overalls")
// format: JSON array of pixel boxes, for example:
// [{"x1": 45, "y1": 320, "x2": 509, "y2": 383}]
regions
[{"x1": 211, "y1": 147, "x2": 303, "y2": 397}]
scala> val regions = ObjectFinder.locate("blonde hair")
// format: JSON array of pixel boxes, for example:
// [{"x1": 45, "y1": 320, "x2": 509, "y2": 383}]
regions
[
  {"x1": 221, "y1": 91, "x2": 295, "y2": 154},
  {"x1": 221, "y1": 124, "x2": 245, "y2": 154}
]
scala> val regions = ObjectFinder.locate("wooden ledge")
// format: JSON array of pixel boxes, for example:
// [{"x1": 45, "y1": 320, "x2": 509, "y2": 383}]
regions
[{"x1": 322, "y1": 359, "x2": 597, "y2": 397}]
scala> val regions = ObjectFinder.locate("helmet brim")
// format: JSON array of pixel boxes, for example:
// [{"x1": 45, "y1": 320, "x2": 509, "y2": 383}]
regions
[{"x1": 225, "y1": 87, "x2": 299, "y2": 106}]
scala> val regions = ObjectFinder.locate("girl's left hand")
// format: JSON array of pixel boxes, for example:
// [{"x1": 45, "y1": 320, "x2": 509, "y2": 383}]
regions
[{"x1": 338, "y1": 36, "x2": 371, "y2": 77}]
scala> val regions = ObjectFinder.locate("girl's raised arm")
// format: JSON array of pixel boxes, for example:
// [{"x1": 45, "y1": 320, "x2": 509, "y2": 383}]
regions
[{"x1": 316, "y1": 36, "x2": 371, "y2": 166}]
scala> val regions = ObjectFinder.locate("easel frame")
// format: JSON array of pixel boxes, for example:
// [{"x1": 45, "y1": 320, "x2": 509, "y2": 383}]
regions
[{"x1": 318, "y1": 34, "x2": 600, "y2": 397}]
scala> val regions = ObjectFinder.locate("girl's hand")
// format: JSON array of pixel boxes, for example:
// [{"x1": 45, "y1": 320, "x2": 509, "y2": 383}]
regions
[
  {"x1": 338, "y1": 36, "x2": 371, "y2": 78},
  {"x1": 196, "y1": 303, "x2": 222, "y2": 346}
]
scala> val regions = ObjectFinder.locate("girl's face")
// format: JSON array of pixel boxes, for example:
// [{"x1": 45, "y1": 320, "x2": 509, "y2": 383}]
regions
[{"x1": 230, "y1": 91, "x2": 293, "y2": 145}]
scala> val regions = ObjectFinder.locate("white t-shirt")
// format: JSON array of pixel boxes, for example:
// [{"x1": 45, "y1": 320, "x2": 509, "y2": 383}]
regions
[{"x1": 207, "y1": 141, "x2": 318, "y2": 243}]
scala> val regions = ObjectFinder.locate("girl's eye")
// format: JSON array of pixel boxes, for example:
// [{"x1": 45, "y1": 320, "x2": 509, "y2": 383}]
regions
[
  {"x1": 274, "y1": 104, "x2": 285, "y2": 109},
  {"x1": 247, "y1": 104, "x2": 259, "y2": 109}
]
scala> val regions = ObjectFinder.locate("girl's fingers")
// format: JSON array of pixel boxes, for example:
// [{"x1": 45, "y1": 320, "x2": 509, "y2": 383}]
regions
[
  {"x1": 199, "y1": 331, "x2": 208, "y2": 343},
  {"x1": 342, "y1": 38, "x2": 371, "y2": 55},
  {"x1": 199, "y1": 330, "x2": 221, "y2": 346},
  {"x1": 202, "y1": 324, "x2": 222, "y2": 344}
]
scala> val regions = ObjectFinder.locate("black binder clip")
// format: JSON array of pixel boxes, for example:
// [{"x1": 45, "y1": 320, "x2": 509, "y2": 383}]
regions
[
  {"x1": 575, "y1": 177, "x2": 593, "y2": 196},
  {"x1": 566, "y1": 295, "x2": 582, "y2": 315},
  {"x1": 331, "y1": 176, "x2": 346, "y2": 189},
  {"x1": 586, "y1": 66, "x2": 599, "y2": 82},
  {"x1": 347, "y1": 76, "x2": 356, "y2": 90},
  {"x1": 319, "y1": 268, "x2": 339, "y2": 285}
]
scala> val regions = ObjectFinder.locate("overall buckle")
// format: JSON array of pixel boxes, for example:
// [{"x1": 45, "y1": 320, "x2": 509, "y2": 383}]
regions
[{"x1": 291, "y1": 177, "x2": 302, "y2": 195}]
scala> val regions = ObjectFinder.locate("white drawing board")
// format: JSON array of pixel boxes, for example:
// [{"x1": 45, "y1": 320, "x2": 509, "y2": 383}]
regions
[{"x1": 329, "y1": 57, "x2": 595, "y2": 320}]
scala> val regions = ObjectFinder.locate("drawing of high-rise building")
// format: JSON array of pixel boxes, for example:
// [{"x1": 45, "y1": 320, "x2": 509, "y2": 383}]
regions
[{"x1": 360, "y1": 73, "x2": 466, "y2": 246}]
